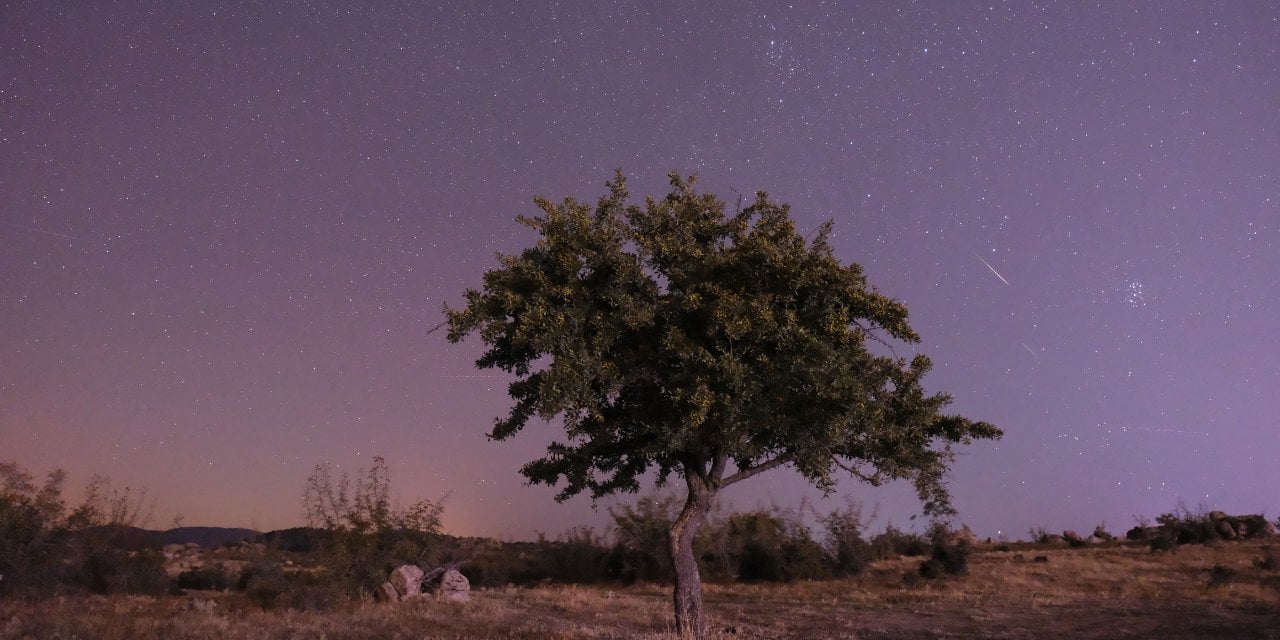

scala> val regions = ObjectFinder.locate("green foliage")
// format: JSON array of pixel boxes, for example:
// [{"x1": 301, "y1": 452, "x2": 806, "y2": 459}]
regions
[
  {"x1": 715, "y1": 508, "x2": 830, "y2": 583},
  {"x1": 448, "y1": 173, "x2": 1001, "y2": 637},
  {"x1": 446, "y1": 172, "x2": 1001, "y2": 511},
  {"x1": 609, "y1": 496, "x2": 841, "y2": 584},
  {"x1": 822, "y1": 499, "x2": 872, "y2": 576},
  {"x1": 607, "y1": 494, "x2": 680, "y2": 583}
]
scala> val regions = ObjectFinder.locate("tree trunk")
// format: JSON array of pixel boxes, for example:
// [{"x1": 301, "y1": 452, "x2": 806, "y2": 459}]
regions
[{"x1": 669, "y1": 472, "x2": 713, "y2": 640}]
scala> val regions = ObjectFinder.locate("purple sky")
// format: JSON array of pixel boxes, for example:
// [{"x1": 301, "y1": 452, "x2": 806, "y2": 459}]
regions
[{"x1": 3, "y1": 2, "x2": 1277, "y2": 540}]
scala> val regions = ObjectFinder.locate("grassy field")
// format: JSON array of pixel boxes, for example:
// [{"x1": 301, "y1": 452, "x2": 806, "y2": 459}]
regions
[{"x1": 3, "y1": 540, "x2": 1278, "y2": 639}]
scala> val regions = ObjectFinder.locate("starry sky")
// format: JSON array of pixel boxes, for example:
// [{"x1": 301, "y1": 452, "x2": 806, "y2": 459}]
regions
[{"x1": 3, "y1": 1, "x2": 1278, "y2": 540}]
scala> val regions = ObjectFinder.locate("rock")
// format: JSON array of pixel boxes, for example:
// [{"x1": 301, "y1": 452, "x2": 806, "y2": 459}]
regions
[
  {"x1": 1215, "y1": 518, "x2": 1238, "y2": 540},
  {"x1": 1092, "y1": 525, "x2": 1115, "y2": 542},
  {"x1": 439, "y1": 569, "x2": 470, "y2": 602},
  {"x1": 375, "y1": 581, "x2": 400, "y2": 602},
  {"x1": 1062, "y1": 530, "x2": 1087, "y2": 547},
  {"x1": 1042, "y1": 534, "x2": 1064, "y2": 545},
  {"x1": 389, "y1": 565, "x2": 425, "y2": 598}
]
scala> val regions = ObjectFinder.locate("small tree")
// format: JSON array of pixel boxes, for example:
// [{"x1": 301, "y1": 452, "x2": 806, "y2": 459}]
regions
[
  {"x1": 303, "y1": 456, "x2": 443, "y2": 535},
  {"x1": 302, "y1": 456, "x2": 445, "y2": 595},
  {"x1": 0, "y1": 462, "x2": 162, "y2": 596},
  {"x1": 446, "y1": 173, "x2": 1001, "y2": 638}
]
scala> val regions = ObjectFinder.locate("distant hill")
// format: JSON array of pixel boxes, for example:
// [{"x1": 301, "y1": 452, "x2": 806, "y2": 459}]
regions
[
  {"x1": 77, "y1": 525, "x2": 260, "y2": 549},
  {"x1": 155, "y1": 526, "x2": 259, "y2": 548}
]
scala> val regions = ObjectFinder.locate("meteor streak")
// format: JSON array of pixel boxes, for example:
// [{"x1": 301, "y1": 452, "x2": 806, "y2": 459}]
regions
[
  {"x1": 971, "y1": 250, "x2": 1010, "y2": 286},
  {"x1": 1021, "y1": 342, "x2": 1039, "y2": 360}
]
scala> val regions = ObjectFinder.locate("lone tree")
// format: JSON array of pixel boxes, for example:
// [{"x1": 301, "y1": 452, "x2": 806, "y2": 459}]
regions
[{"x1": 446, "y1": 172, "x2": 1001, "y2": 638}]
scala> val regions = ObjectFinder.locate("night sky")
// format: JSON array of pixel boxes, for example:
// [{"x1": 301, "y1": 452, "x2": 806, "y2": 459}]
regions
[{"x1": 3, "y1": 2, "x2": 1278, "y2": 540}]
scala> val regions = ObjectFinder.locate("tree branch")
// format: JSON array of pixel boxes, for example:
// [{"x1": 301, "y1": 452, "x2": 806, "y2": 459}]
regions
[
  {"x1": 832, "y1": 457, "x2": 884, "y2": 485},
  {"x1": 719, "y1": 454, "x2": 793, "y2": 488},
  {"x1": 708, "y1": 453, "x2": 726, "y2": 485}
]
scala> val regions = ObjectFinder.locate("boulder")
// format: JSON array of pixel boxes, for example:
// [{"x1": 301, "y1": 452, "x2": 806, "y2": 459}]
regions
[
  {"x1": 439, "y1": 569, "x2": 470, "y2": 602},
  {"x1": 389, "y1": 565, "x2": 425, "y2": 598},
  {"x1": 375, "y1": 581, "x2": 400, "y2": 602},
  {"x1": 1062, "y1": 530, "x2": 1088, "y2": 547},
  {"x1": 1214, "y1": 518, "x2": 1238, "y2": 540}
]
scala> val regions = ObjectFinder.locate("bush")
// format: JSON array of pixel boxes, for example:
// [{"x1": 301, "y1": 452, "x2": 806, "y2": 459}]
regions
[
  {"x1": 80, "y1": 547, "x2": 169, "y2": 595},
  {"x1": 869, "y1": 524, "x2": 928, "y2": 559},
  {"x1": 608, "y1": 495, "x2": 679, "y2": 583},
  {"x1": 300, "y1": 457, "x2": 446, "y2": 599},
  {"x1": 238, "y1": 561, "x2": 291, "y2": 609},
  {"x1": 822, "y1": 500, "x2": 872, "y2": 577},
  {"x1": 1, "y1": 461, "x2": 163, "y2": 598},
  {"x1": 712, "y1": 507, "x2": 831, "y2": 583},
  {"x1": 1208, "y1": 564, "x2": 1236, "y2": 587},
  {"x1": 177, "y1": 565, "x2": 233, "y2": 591},
  {"x1": 1253, "y1": 548, "x2": 1278, "y2": 572},
  {"x1": 918, "y1": 524, "x2": 969, "y2": 579},
  {"x1": 737, "y1": 541, "x2": 782, "y2": 583},
  {"x1": 1156, "y1": 511, "x2": 1216, "y2": 546}
]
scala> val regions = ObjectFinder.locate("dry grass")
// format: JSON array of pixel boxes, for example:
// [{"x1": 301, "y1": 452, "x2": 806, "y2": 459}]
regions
[{"x1": 3, "y1": 540, "x2": 1278, "y2": 639}]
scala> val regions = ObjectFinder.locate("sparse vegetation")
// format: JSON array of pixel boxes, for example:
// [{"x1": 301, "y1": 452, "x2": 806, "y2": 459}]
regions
[
  {"x1": 0, "y1": 460, "x2": 163, "y2": 597},
  {"x1": 7, "y1": 458, "x2": 1278, "y2": 638},
  {"x1": 3, "y1": 539, "x2": 1277, "y2": 639},
  {"x1": 300, "y1": 456, "x2": 446, "y2": 600}
]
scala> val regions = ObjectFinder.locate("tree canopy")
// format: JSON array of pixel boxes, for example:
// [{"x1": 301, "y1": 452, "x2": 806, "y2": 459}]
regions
[{"x1": 446, "y1": 172, "x2": 1001, "y2": 514}]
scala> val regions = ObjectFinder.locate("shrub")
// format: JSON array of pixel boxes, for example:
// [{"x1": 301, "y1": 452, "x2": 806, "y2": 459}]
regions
[
  {"x1": 738, "y1": 541, "x2": 782, "y2": 582},
  {"x1": 1207, "y1": 564, "x2": 1236, "y2": 587},
  {"x1": 918, "y1": 523, "x2": 969, "y2": 579},
  {"x1": 1, "y1": 461, "x2": 163, "y2": 598},
  {"x1": 869, "y1": 524, "x2": 928, "y2": 559},
  {"x1": 1092, "y1": 523, "x2": 1115, "y2": 542},
  {"x1": 177, "y1": 564, "x2": 233, "y2": 591},
  {"x1": 918, "y1": 558, "x2": 945, "y2": 579},
  {"x1": 608, "y1": 494, "x2": 680, "y2": 583},
  {"x1": 238, "y1": 561, "x2": 291, "y2": 609},
  {"x1": 822, "y1": 500, "x2": 872, "y2": 577},
  {"x1": 301, "y1": 457, "x2": 446, "y2": 598},
  {"x1": 1253, "y1": 547, "x2": 1278, "y2": 572},
  {"x1": 1157, "y1": 513, "x2": 1216, "y2": 545},
  {"x1": 80, "y1": 547, "x2": 168, "y2": 595}
]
